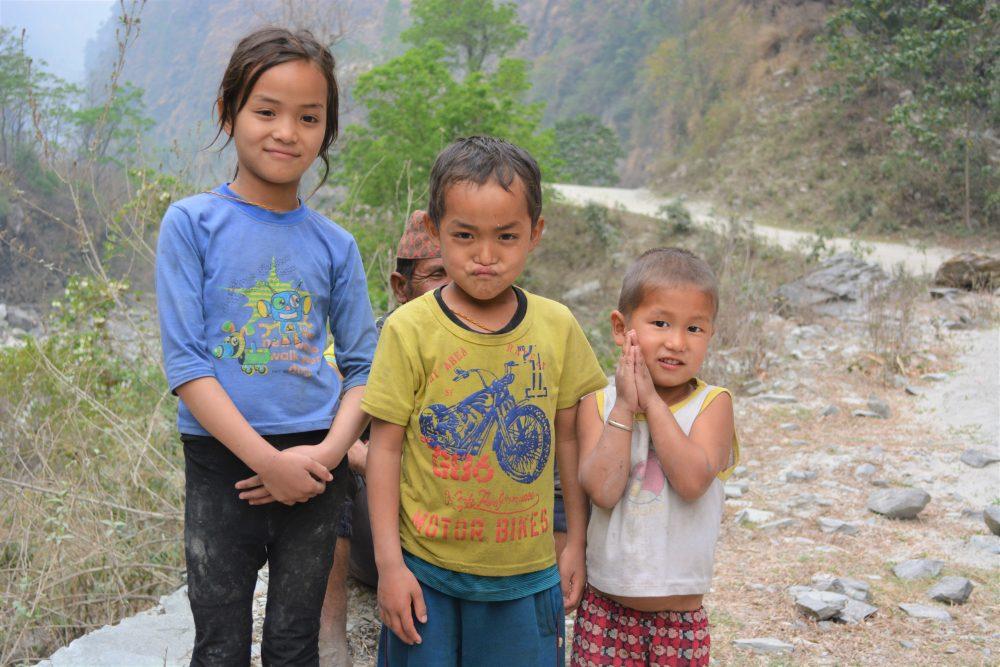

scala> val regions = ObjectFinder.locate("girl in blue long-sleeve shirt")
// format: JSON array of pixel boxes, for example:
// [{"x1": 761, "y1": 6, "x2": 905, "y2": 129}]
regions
[{"x1": 155, "y1": 27, "x2": 376, "y2": 665}]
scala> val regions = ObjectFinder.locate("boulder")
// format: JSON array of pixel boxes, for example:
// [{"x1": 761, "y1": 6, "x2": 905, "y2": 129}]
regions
[
  {"x1": 774, "y1": 253, "x2": 889, "y2": 317},
  {"x1": 867, "y1": 395, "x2": 891, "y2": 419},
  {"x1": 892, "y1": 559, "x2": 943, "y2": 580},
  {"x1": 735, "y1": 508, "x2": 775, "y2": 525},
  {"x1": 927, "y1": 576, "x2": 973, "y2": 605},
  {"x1": 867, "y1": 488, "x2": 930, "y2": 519},
  {"x1": 836, "y1": 599, "x2": 878, "y2": 624},
  {"x1": 795, "y1": 590, "x2": 849, "y2": 620},
  {"x1": 733, "y1": 638, "x2": 794, "y2": 655},
  {"x1": 811, "y1": 575, "x2": 871, "y2": 601},
  {"x1": 934, "y1": 252, "x2": 1000, "y2": 290},
  {"x1": 960, "y1": 449, "x2": 1000, "y2": 469},
  {"x1": 984, "y1": 506, "x2": 1000, "y2": 536},
  {"x1": 817, "y1": 517, "x2": 860, "y2": 535},
  {"x1": 898, "y1": 603, "x2": 952, "y2": 622}
]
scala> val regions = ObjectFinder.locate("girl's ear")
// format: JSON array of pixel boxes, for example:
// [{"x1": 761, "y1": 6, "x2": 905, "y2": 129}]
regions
[
  {"x1": 218, "y1": 98, "x2": 232, "y2": 136},
  {"x1": 610, "y1": 310, "x2": 628, "y2": 346}
]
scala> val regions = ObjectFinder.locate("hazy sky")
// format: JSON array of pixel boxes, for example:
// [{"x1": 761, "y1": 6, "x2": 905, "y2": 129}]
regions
[{"x1": 1, "y1": 0, "x2": 116, "y2": 83}]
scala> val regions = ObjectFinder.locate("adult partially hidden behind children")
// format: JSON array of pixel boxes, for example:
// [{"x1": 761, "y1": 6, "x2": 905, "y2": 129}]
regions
[
  {"x1": 363, "y1": 136, "x2": 608, "y2": 666},
  {"x1": 575, "y1": 248, "x2": 740, "y2": 666}
]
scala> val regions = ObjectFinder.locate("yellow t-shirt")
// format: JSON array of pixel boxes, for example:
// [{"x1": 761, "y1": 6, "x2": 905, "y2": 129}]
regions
[{"x1": 361, "y1": 289, "x2": 607, "y2": 576}]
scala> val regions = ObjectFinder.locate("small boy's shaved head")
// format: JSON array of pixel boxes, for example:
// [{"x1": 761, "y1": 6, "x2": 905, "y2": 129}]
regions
[
  {"x1": 618, "y1": 247, "x2": 719, "y2": 317},
  {"x1": 428, "y1": 136, "x2": 542, "y2": 227}
]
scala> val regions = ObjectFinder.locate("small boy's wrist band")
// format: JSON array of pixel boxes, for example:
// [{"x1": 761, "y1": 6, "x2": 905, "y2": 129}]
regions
[{"x1": 607, "y1": 419, "x2": 633, "y2": 433}]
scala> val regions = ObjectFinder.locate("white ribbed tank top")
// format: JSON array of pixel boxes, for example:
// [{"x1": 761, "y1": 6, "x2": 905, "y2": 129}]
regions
[{"x1": 586, "y1": 380, "x2": 733, "y2": 597}]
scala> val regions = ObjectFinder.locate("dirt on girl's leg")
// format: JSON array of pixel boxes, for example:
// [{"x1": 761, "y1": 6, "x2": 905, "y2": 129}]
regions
[{"x1": 319, "y1": 537, "x2": 352, "y2": 667}]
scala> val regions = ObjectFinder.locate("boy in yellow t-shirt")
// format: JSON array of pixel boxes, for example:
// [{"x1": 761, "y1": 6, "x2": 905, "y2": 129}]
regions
[{"x1": 363, "y1": 136, "x2": 607, "y2": 666}]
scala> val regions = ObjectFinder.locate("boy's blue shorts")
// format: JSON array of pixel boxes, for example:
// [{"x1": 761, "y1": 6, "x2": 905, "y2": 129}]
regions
[{"x1": 377, "y1": 580, "x2": 565, "y2": 666}]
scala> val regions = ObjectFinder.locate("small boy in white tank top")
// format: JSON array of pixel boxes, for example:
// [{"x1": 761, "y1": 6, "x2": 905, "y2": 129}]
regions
[{"x1": 575, "y1": 248, "x2": 739, "y2": 666}]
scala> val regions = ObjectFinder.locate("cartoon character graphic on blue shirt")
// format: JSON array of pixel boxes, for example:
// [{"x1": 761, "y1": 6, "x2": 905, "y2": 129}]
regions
[
  {"x1": 256, "y1": 287, "x2": 312, "y2": 345},
  {"x1": 419, "y1": 360, "x2": 551, "y2": 483},
  {"x1": 213, "y1": 321, "x2": 271, "y2": 375},
  {"x1": 218, "y1": 258, "x2": 316, "y2": 375}
]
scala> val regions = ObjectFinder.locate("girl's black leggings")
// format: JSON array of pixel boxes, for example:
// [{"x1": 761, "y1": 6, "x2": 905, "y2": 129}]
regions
[{"x1": 182, "y1": 430, "x2": 350, "y2": 667}]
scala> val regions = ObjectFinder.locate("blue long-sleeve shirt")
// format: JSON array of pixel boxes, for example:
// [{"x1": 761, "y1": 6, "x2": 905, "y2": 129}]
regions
[{"x1": 155, "y1": 184, "x2": 376, "y2": 436}]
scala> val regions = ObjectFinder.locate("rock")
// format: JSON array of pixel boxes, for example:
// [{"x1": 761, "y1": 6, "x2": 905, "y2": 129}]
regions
[
  {"x1": 867, "y1": 395, "x2": 891, "y2": 419},
  {"x1": 782, "y1": 470, "x2": 817, "y2": 483},
  {"x1": 854, "y1": 463, "x2": 877, "y2": 478},
  {"x1": 817, "y1": 517, "x2": 860, "y2": 535},
  {"x1": 741, "y1": 379, "x2": 766, "y2": 397},
  {"x1": 853, "y1": 409, "x2": 886, "y2": 419},
  {"x1": 812, "y1": 575, "x2": 871, "y2": 601},
  {"x1": 733, "y1": 638, "x2": 794, "y2": 655},
  {"x1": 788, "y1": 439, "x2": 808, "y2": 447},
  {"x1": 900, "y1": 640, "x2": 916, "y2": 649},
  {"x1": 969, "y1": 535, "x2": 1000, "y2": 554},
  {"x1": 899, "y1": 603, "x2": 952, "y2": 622},
  {"x1": 6, "y1": 305, "x2": 39, "y2": 331},
  {"x1": 759, "y1": 518, "x2": 796, "y2": 531},
  {"x1": 779, "y1": 422, "x2": 800, "y2": 431},
  {"x1": 724, "y1": 485, "x2": 744, "y2": 499},
  {"x1": 927, "y1": 576, "x2": 973, "y2": 605},
  {"x1": 735, "y1": 508, "x2": 775, "y2": 525},
  {"x1": 836, "y1": 599, "x2": 878, "y2": 624},
  {"x1": 732, "y1": 465, "x2": 748, "y2": 477},
  {"x1": 870, "y1": 479, "x2": 890, "y2": 488},
  {"x1": 892, "y1": 559, "x2": 943, "y2": 580},
  {"x1": 929, "y1": 286, "x2": 962, "y2": 300},
  {"x1": 0, "y1": 303, "x2": 6, "y2": 325},
  {"x1": 562, "y1": 280, "x2": 601, "y2": 302},
  {"x1": 904, "y1": 386, "x2": 921, "y2": 396},
  {"x1": 867, "y1": 488, "x2": 930, "y2": 519},
  {"x1": 984, "y1": 506, "x2": 1000, "y2": 536},
  {"x1": 960, "y1": 449, "x2": 1000, "y2": 468},
  {"x1": 774, "y1": 253, "x2": 890, "y2": 317},
  {"x1": 921, "y1": 372, "x2": 948, "y2": 381},
  {"x1": 934, "y1": 252, "x2": 1000, "y2": 290},
  {"x1": 795, "y1": 590, "x2": 849, "y2": 620},
  {"x1": 756, "y1": 393, "x2": 798, "y2": 404},
  {"x1": 819, "y1": 404, "x2": 840, "y2": 417}
]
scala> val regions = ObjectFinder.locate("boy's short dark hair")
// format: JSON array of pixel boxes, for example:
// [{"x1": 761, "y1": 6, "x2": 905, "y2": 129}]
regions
[
  {"x1": 427, "y1": 136, "x2": 542, "y2": 227},
  {"x1": 618, "y1": 248, "x2": 719, "y2": 318}
]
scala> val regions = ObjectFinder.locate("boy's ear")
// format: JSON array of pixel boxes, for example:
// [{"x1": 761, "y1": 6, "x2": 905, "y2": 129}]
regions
[
  {"x1": 610, "y1": 310, "x2": 628, "y2": 346},
  {"x1": 390, "y1": 271, "x2": 410, "y2": 305},
  {"x1": 422, "y1": 211, "x2": 439, "y2": 240},
  {"x1": 529, "y1": 216, "x2": 545, "y2": 249}
]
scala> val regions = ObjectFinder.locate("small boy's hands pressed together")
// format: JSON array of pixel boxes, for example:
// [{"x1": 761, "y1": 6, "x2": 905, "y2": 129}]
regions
[{"x1": 628, "y1": 330, "x2": 661, "y2": 413}]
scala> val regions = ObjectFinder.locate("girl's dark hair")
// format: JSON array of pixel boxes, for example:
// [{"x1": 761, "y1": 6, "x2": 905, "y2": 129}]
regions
[{"x1": 213, "y1": 28, "x2": 339, "y2": 190}]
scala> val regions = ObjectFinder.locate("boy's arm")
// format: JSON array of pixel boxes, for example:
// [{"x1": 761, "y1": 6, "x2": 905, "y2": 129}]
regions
[
  {"x1": 635, "y1": 350, "x2": 734, "y2": 501},
  {"x1": 176, "y1": 378, "x2": 332, "y2": 504},
  {"x1": 644, "y1": 394, "x2": 734, "y2": 501},
  {"x1": 368, "y1": 418, "x2": 426, "y2": 645},
  {"x1": 578, "y1": 392, "x2": 633, "y2": 509},
  {"x1": 555, "y1": 403, "x2": 587, "y2": 611}
]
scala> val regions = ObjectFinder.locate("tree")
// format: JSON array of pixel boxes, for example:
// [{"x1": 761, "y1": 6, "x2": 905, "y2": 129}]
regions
[
  {"x1": 338, "y1": 41, "x2": 553, "y2": 216},
  {"x1": 552, "y1": 115, "x2": 623, "y2": 186},
  {"x1": 401, "y1": 0, "x2": 528, "y2": 74},
  {"x1": 823, "y1": 0, "x2": 1000, "y2": 228}
]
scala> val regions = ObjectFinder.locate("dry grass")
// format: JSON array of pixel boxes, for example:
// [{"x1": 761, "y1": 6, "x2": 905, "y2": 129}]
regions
[
  {"x1": 709, "y1": 297, "x2": 999, "y2": 665},
  {"x1": 0, "y1": 331, "x2": 182, "y2": 664}
]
